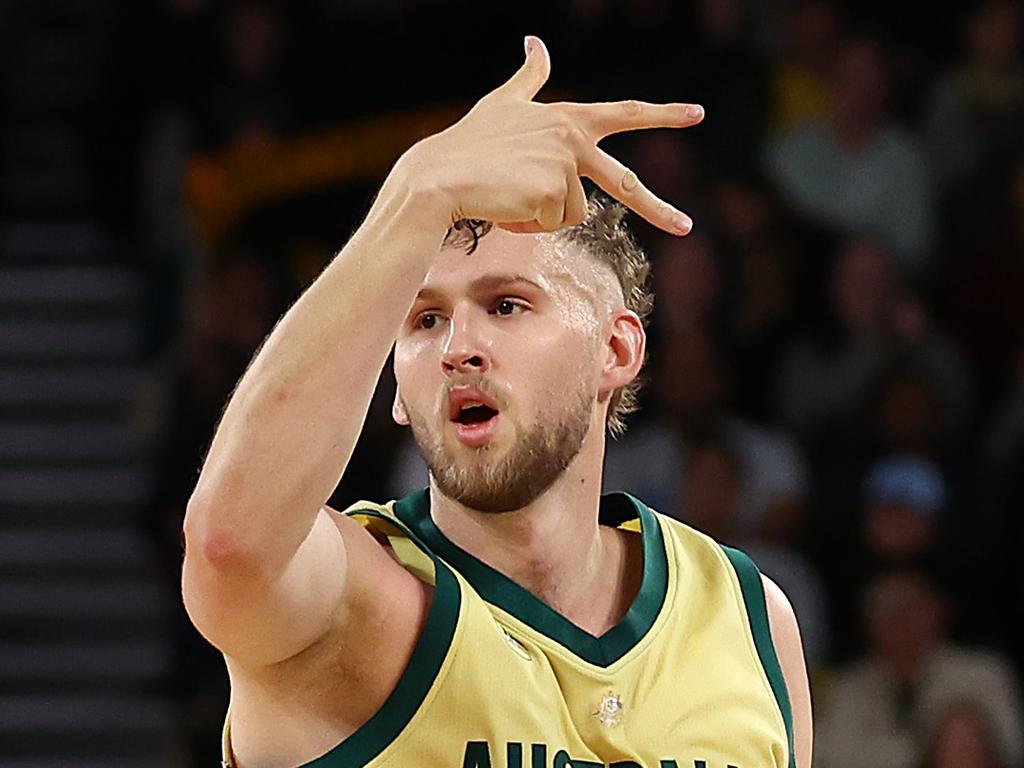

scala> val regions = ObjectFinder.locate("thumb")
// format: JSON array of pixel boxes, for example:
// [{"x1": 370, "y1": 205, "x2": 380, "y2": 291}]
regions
[{"x1": 491, "y1": 35, "x2": 551, "y2": 101}]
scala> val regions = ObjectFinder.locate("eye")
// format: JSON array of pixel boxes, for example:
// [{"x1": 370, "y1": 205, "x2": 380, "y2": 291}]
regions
[
  {"x1": 415, "y1": 311, "x2": 444, "y2": 330},
  {"x1": 493, "y1": 298, "x2": 526, "y2": 317}
]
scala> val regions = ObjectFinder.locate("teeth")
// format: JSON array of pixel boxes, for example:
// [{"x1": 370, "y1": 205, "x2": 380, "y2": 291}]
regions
[{"x1": 460, "y1": 401, "x2": 483, "y2": 411}]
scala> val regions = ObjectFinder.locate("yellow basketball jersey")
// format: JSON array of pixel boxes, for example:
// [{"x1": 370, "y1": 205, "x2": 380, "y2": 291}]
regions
[{"x1": 222, "y1": 490, "x2": 794, "y2": 768}]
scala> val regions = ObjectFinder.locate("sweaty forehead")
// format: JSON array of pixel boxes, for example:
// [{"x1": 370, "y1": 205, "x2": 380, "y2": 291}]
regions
[{"x1": 423, "y1": 228, "x2": 622, "y2": 309}]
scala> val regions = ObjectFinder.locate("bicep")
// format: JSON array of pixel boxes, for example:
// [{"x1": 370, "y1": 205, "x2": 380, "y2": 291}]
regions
[
  {"x1": 762, "y1": 574, "x2": 814, "y2": 768},
  {"x1": 182, "y1": 507, "x2": 351, "y2": 668}
]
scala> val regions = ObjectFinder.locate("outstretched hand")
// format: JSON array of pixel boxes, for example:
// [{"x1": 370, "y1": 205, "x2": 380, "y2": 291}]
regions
[{"x1": 405, "y1": 35, "x2": 703, "y2": 236}]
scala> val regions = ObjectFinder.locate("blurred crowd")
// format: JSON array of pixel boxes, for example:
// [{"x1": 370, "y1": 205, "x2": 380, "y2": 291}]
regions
[{"x1": 121, "y1": 0, "x2": 1024, "y2": 765}]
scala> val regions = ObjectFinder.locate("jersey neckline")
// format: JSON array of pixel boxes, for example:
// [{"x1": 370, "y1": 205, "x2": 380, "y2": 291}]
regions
[{"x1": 392, "y1": 489, "x2": 668, "y2": 667}]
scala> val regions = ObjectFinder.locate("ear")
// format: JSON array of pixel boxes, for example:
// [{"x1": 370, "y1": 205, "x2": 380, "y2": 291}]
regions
[
  {"x1": 392, "y1": 389, "x2": 411, "y2": 426},
  {"x1": 598, "y1": 310, "x2": 645, "y2": 401}
]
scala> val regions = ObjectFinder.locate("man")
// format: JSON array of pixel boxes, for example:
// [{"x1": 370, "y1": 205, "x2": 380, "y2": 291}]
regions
[{"x1": 183, "y1": 36, "x2": 813, "y2": 768}]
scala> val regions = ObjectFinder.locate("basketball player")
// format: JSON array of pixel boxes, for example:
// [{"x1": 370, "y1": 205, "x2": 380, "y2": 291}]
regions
[{"x1": 183, "y1": 36, "x2": 813, "y2": 768}]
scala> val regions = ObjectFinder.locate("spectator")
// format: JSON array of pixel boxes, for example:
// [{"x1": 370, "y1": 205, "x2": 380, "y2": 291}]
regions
[
  {"x1": 924, "y1": 0, "x2": 1024, "y2": 199},
  {"x1": 194, "y1": 0, "x2": 294, "y2": 151},
  {"x1": 861, "y1": 454, "x2": 947, "y2": 566},
  {"x1": 775, "y1": 236, "x2": 902, "y2": 441},
  {"x1": 709, "y1": 170, "x2": 803, "y2": 421},
  {"x1": 815, "y1": 568, "x2": 1024, "y2": 768},
  {"x1": 767, "y1": 0, "x2": 844, "y2": 135},
  {"x1": 764, "y1": 36, "x2": 935, "y2": 275},
  {"x1": 775, "y1": 236, "x2": 970, "y2": 451},
  {"x1": 684, "y1": 0, "x2": 771, "y2": 177},
  {"x1": 648, "y1": 230, "x2": 725, "y2": 338},
  {"x1": 919, "y1": 702, "x2": 1007, "y2": 768}
]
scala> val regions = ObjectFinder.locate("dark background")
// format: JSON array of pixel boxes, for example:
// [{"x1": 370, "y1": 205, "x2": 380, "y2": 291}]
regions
[{"x1": 1, "y1": 0, "x2": 1023, "y2": 765}]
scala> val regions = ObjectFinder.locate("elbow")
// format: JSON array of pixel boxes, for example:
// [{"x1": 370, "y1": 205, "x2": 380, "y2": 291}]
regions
[{"x1": 183, "y1": 496, "x2": 256, "y2": 572}]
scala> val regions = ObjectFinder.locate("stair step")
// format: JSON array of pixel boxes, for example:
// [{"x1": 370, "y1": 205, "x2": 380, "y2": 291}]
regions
[
  {"x1": 0, "y1": 466, "x2": 151, "y2": 506},
  {"x1": 2, "y1": 615, "x2": 174, "y2": 645},
  {"x1": 0, "y1": 761, "x2": 155, "y2": 765},
  {"x1": 0, "y1": 579, "x2": 167, "y2": 620},
  {"x1": 0, "y1": 760, "x2": 157, "y2": 768},
  {"x1": 0, "y1": 694, "x2": 175, "y2": 734},
  {"x1": 0, "y1": 528, "x2": 152, "y2": 569},
  {"x1": 0, "y1": 365, "x2": 141, "y2": 406},
  {"x1": 1, "y1": 502, "x2": 157, "y2": 527},
  {"x1": 0, "y1": 422, "x2": 138, "y2": 461},
  {"x1": 0, "y1": 318, "x2": 141, "y2": 362},
  {"x1": 0, "y1": 219, "x2": 110, "y2": 262},
  {"x1": 0, "y1": 641, "x2": 172, "y2": 684},
  {"x1": 0, "y1": 267, "x2": 140, "y2": 307}
]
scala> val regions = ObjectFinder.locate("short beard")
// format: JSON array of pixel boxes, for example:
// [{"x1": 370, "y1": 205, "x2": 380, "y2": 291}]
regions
[{"x1": 405, "y1": 387, "x2": 593, "y2": 514}]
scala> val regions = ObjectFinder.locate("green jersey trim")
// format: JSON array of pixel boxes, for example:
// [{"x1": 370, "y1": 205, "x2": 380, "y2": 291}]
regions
[
  {"x1": 393, "y1": 489, "x2": 668, "y2": 668},
  {"x1": 721, "y1": 545, "x2": 796, "y2": 768},
  {"x1": 301, "y1": 508, "x2": 461, "y2": 768}
]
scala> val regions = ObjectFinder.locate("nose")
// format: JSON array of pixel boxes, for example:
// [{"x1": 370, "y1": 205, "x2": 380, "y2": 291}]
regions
[{"x1": 441, "y1": 305, "x2": 490, "y2": 376}]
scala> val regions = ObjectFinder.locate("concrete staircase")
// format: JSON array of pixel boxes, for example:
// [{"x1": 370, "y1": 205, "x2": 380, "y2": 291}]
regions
[{"x1": 1, "y1": 1, "x2": 180, "y2": 765}]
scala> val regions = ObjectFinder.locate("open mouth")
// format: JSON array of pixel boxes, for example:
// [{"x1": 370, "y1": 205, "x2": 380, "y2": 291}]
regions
[
  {"x1": 447, "y1": 388, "x2": 502, "y2": 445},
  {"x1": 455, "y1": 404, "x2": 499, "y2": 425}
]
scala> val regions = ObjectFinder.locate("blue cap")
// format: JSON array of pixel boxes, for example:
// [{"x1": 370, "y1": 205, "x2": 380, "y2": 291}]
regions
[{"x1": 864, "y1": 454, "x2": 948, "y2": 514}]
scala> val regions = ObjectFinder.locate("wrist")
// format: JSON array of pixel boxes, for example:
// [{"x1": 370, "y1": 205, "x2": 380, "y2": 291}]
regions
[
  {"x1": 385, "y1": 140, "x2": 457, "y2": 231},
  {"x1": 347, "y1": 147, "x2": 454, "y2": 274}
]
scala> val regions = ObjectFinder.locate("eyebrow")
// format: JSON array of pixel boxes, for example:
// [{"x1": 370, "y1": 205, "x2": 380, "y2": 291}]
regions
[{"x1": 414, "y1": 273, "x2": 547, "y2": 302}]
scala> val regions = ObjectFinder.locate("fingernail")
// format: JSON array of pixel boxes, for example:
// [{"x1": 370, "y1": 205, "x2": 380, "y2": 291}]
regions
[
  {"x1": 673, "y1": 213, "x2": 693, "y2": 234},
  {"x1": 524, "y1": 36, "x2": 535, "y2": 55},
  {"x1": 686, "y1": 104, "x2": 704, "y2": 119}
]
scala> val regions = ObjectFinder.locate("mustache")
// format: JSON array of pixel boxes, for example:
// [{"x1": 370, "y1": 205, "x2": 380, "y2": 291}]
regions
[{"x1": 439, "y1": 375, "x2": 506, "y2": 412}]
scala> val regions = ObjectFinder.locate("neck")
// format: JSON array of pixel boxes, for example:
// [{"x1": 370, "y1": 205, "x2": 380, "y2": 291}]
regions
[{"x1": 428, "y1": 423, "x2": 639, "y2": 635}]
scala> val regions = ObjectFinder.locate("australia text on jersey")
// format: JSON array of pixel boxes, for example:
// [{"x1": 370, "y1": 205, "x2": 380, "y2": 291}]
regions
[{"x1": 462, "y1": 741, "x2": 743, "y2": 768}]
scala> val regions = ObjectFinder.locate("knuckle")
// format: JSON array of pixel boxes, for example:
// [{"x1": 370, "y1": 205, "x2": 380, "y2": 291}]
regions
[
  {"x1": 554, "y1": 123, "x2": 573, "y2": 143},
  {"x1": 619, "y1": 169, "x2": 640, "y2": 195},
  {"x1": 622, "y1": 100, "x2": 644, "y2": 118},
  {"x1": 543, "y1": 181, "x2": 567, "y2": 202},
  {"x1": 553, "y1": 120, "x2": 583, "y2": 145}
]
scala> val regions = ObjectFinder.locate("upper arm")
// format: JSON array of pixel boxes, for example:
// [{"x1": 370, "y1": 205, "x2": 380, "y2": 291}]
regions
[
  {"x1": 182, "y1": 506, "x2": 361, "y2": 668},
  {"x1": 763, "y1": 574, "x2": 814, "y2": 768}
]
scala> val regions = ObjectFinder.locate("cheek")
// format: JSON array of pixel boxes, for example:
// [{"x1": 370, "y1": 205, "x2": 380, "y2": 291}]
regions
[
  {"x1": 394, "y1": 339, "x2": 441, "y2": 407},
  {"x1": 515, "y1": 329, "x2": 599, "y2": 403}
]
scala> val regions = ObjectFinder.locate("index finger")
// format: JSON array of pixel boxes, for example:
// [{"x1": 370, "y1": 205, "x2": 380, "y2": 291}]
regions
[
  {"x1": 566, "y1": 100, "x2": 704, "y2": 139},
  {"x1": 579, "y1": 146, "x2": 692, "y2": 235}
]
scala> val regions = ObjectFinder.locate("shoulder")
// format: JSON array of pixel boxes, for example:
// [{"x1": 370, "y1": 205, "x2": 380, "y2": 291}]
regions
[
  {"x1": 761, "y1": 573, "x2": 814, "y2": 768},
  {"x1": 761, "y1": 575, "x2": 802, "y2": 659}
]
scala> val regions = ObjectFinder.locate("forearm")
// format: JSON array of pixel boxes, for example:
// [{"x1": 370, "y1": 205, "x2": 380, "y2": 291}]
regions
[{"x1": 184, "y1": 158, "x2": 449, "y2": 573}]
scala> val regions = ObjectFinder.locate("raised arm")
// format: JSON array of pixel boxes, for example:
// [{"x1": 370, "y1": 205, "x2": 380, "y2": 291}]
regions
[{"x1": 181, "y1": 36, "x2": 704, "y2": 669}]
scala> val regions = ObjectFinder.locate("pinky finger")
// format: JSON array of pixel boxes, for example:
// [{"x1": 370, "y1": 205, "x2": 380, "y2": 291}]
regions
[{"x1": 578, "y1": 146, "x2": 692, "y2": 235}]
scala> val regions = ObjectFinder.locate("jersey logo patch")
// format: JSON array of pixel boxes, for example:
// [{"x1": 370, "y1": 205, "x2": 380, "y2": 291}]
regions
[{"x1": 592, "y1": 691, "x2": 624, "y2": 727}]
